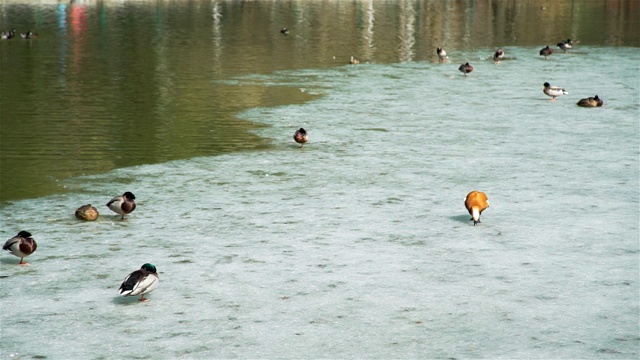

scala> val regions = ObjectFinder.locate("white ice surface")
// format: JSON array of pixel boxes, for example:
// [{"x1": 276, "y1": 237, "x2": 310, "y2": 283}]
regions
[{"x1": 1, "y1": 47, "x2": 638, "y2": 359}]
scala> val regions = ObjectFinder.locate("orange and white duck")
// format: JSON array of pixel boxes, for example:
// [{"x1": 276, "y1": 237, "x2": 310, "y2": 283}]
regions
[{"x1": 464, "y1": 191, "x2": 489, "y2": 226}]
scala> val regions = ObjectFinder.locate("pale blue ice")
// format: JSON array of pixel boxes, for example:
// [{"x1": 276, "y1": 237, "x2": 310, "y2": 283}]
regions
[{"x1": 1, "y1": 46, "x2": 638, "y2": 359}]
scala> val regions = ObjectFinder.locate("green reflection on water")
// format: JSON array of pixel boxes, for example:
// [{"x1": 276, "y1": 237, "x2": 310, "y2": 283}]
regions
[{"x1": 1, "y1": 0, "x2": 638, "y2": 202}]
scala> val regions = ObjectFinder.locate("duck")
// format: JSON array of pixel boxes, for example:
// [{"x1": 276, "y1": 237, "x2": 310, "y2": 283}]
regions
[
  {"x1": 436, "y1": 47, "x2": 447, "y2": 62},
  {"x1": 577, "y1": 95, "x2": 604, "y2": 107},
  {"x1": 293, "y1": 128, "x2": 308, "y2": 148},
  {"x1": 349, "y1": 56, "x2": 359, "y2": 64},
  {"x1": 119, "y1": 263, "x2": 159, "y2": 302},
  {"x1": 557, "y1": 39, "x2": 573, "y2": 53},
  {"x1": 539, "y1": 45, "x2": 553, "y2": 59},
  {"x1": 493, "y1": 49, "x2": 504, "y2": 63},
  {"x1": 543, "y1": 82, "x2": 568, "y2": 101},
  {"x1": 106, "y1": 191, "x2": 136, "y2": 220},
  {"x1": 20, "y1": 31, "x2": 38, "y2": 39},
  {"x1": 1, "y1": 28, "x2": 16, "y2": 39},
  {"x1": 465, "y1": 190, "x2": 489, "y2": 226},
  {"x1": 280, "y1": 27, "x2": 289, "y2": 35},
  {"x1": 3, "y1": 231, "x2": 37, "y2": 265},
  {"x1": 458, "y1": 62, "x2": 473, "y2": 76},
  {"x1": 75, "y1": 204, "x2": 99, "y2": 221}
]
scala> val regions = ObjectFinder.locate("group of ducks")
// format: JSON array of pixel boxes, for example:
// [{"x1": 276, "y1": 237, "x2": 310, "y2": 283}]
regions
[
  {"x1": 4, "y1": 191, "x2": 159, "y2": 302},
  {"x1": 538, "y1": 39, "x2": 602, "y2": 107},
  {"x1": 436, "y1": 41, "x2": 603, "y2": 107},
  {"x1": 2, "y1": 32, "x2": 595, "y2": 302},
  {"x1": 1, "y1": 28, "x2": 38, "y2": 39},
  {"x1": 3, "y1": 127, "x2": 488, "y2": 302}
]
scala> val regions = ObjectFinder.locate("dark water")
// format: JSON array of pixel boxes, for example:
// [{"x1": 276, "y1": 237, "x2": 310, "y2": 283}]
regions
[{"x1": 1, "y1": 0, "x2": 638, "y2": 202}]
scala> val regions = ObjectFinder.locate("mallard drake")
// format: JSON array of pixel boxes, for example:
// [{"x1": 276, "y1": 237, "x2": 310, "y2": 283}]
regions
[
  {"x1": 293, "y1": 128, "x2": 308, "y2": 148},
  {"x1": 75, "y1": 204, "x2": 99, "y2": 221},
  {"x1": 557, "y1": 39, "x2": 573, "y2": 53},
  {"x1": 465, "y1": 190, "x2": 489, "y2": 226},
  {"x1": 119, "y1": 263, "x2": 159, "y2": 302},
  {"x1": 577, "y1": 95, "x2": 603, "y2": 107},
  {"x1": 543, "y1": 82, "x2": 568, "y2": 101},
  {"x1": 280, "y1": 27, "x2": 289, "y2": 35},
  {"x1": 349, "y1": 56, "x2": 359, "y2": 64},
  {"x1": 458, "y1": 62, "x2": 473, "y2": 76},
  {"x1": 106, "y1": 192, "x2": 136, "y2": 220},
  {"x1": 3, "y1": 231, "x2": 37, "y2": 265},
  {"x1": 436, "y1": 47, "x2": 447, "y2": 62},
  {"x1": 539, "y1": 46, "x2": 553, "y2": 59},
  {"x1": 493, "y1": 49, "x2": 504, "y2": 63}
]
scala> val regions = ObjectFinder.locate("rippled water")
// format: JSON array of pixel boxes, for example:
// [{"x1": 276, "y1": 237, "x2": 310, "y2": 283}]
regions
[
  {"x1": 2, "y1": 0, "x2": 639, "y2": 201},
  {"x1": 1, "y1": 43, "x2": 638, "y2": 358}
]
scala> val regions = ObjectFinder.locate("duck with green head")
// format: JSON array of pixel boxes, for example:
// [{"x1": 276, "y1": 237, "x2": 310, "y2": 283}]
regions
[{"x1": 119, "y1": 263, "x2": 159, "y2": 302}]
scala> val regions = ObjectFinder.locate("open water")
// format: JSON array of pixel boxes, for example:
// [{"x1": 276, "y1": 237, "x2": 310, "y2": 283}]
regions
[{"x1": 1, "y1": 1, "x2": 639, "y2": 359}]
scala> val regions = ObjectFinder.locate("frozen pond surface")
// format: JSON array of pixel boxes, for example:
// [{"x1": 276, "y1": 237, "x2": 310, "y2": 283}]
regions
[{"x1": 1, "y1": 47, "x2": 639, "y2": 359}]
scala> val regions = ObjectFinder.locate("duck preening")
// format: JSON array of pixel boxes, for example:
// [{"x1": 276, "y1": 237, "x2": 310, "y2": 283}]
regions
[
  {"x1": 465, "y1": 191, "x2": 489, "y2": 226},
  {"x1": 557, "y1": 39, "x2": 573, "y2": 53},
  {"x1": 493, "y1": 49, "x2": 504, "y2": 63},
  {"x1": 106, "y1": 191, "x2": 137, "y2": 220},
  {"x1": 539, "y1": 45, "x2": 553, "y2": 59},
  {"x1": 437, "y1": 47, "x2": 447, "y2": 62},
  {"x1": 577, "y1": 95, "x2": 603, "y2": 107},
  {"x1": 119, "y1": 263, "x2": 159, "y2": 302},
  {"x1": 543, "y1": 82, "x2": 568, "y2": 101},
  {"x1": 458, "y1": 62, "x2": 473, "y2": 76},
  {"x1": 293, "y1": 128, "x2": 308, "y2": 148},
  {"x1": 3, "y1": 231, "x2": 37, "y2": 265}
]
